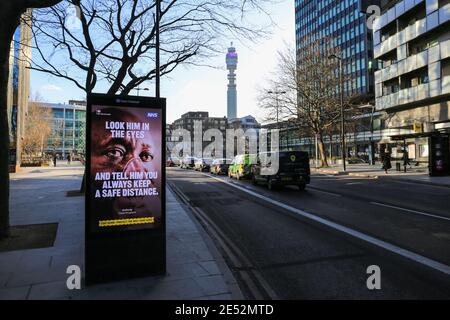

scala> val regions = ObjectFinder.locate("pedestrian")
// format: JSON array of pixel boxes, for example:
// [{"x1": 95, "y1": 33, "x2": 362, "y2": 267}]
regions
[
  {"x1": 403, "y1": 148, "x2": 411, "y2": 168},
  {"x1": 382, "y1": 149, "x2": 392, "y2": 174},
  {"x1": 53, "y1": 153, "x2": 57, "y2": 167},
  {"x1": 67, "y1": 153, "x2": 71, "y2": 165}
]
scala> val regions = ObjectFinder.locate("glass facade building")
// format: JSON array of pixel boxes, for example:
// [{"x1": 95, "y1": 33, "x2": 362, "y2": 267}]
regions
[
  {"x1": 40, "y1": 103, "x2": 87, "y2": 157},
  {"x1": 295, "y1": 0, "x2": 375, "y2": 97}
]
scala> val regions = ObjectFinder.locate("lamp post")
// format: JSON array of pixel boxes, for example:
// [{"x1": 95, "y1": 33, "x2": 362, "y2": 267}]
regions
[
  {"x1": 155, "y1": 0, "x2": 161, "y2": 98},
  {"x1": 267, "y1": 90, "x2": 286, "y2": 129},
  {"x1": 359, "y1": 104, "x2": 376, "y2": 165},
  {"x1": 135, "y1": 86, "x2": 149, "y2": 97},
  {"x1": 328, "y1": 54, "x2": 346, "y2": 172},
  {"x1": 268, "y1": 90, "x2": 286, "y2": 151}
]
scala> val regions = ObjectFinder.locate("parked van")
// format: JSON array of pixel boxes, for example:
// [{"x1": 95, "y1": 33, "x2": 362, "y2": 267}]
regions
[
  {"x1": 228, "y1": 154, "x2": 257, "y2": 180},
  {"x1": 251, "y1": 151, "x2": 310, "y2": 190}
]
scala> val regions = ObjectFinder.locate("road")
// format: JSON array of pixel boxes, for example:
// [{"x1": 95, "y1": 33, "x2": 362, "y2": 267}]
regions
[{"x1": 167, "y1": 167, "x2": 450, "y2": 299}]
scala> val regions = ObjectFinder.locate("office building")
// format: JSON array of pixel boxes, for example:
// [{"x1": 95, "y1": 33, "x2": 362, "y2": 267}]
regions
[
  {"x1": 39, "y1": 102, "x2": 87, "y2": 157},
  {"x1": 294, "y1": 0, "x2": 384, "y2": 160},
  {"x1": 227, "y1": 115, "x2": 260, "y2": 131},
  {"x1": 373, "y1": 0, "x2": 450, "y2": 174},
  {"x1": 295, "y1": 0, "x2": 375, "y2": 97},
  {"x1": 170, "y1": 112, "x2": 228, "y2": 158}
]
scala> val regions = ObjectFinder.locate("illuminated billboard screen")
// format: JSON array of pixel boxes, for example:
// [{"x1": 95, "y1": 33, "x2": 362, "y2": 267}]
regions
[
  {"x1": 85, "y1": 94, "x2": 166, "y2": 284},
  {"x1": 87, "y1": 97, "x2": 164, "y2": 233}
]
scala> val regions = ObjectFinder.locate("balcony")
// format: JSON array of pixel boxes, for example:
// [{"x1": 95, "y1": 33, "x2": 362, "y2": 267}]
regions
[
  {"x1": 375, "y1": 48, "x2": 428, "y2": 84},
  {"x1": 440, "y1": 2, "x2": 450, "y2": 24},
  {"x1": 375, "y1": 17, "x2": 427, "y2": 59},
  {"x1": 398, "y1": 17, "x2": 427, "y2": 45},
  {"x1": 441, "y1": 38, "x2": 450, "y2": 60},
  {"x1": 374, "y1": 1, "x2": 450, "y2": 59},
  {"x1": 373, "y1": 0, "x2": 424, "y2": 32},
  {"x1": 443, "y1": 75, "x2": 450, "y2": 94},
  {"x1": 375, "y1": 39, "x2": 450, "y2": 86},
  {"x1": 376, "y1": 84, "x2": 428, "y2": 110},
  {"x1": 376, "y1": 77, "x2": 450, "y2": 110}
]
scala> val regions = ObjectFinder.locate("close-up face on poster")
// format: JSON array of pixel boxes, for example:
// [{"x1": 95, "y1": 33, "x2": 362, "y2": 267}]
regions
[{"x1": 89, "y1": 104, "x2": 162, "y2": 232}]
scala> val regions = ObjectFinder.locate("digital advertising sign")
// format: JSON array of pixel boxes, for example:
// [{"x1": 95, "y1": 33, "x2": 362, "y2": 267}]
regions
[
  {"x1": 85, "y1": 94, "x2": 166, "y2": 285},
  {"x1": 88, "y1": 105, "x2": 163, "y2": 232}
]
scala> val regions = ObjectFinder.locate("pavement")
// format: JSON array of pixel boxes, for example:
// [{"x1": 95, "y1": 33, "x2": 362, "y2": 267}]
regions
[
  {"x1": 313, "y1": 163, "x2": 450, "y2": 188},
  {"x1": 0, "y1": 166, "x2": 243, "y2": 300}
]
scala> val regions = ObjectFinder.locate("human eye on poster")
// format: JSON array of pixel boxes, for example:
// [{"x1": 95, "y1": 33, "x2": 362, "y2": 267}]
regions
[{"x1": 89, "y1": 105, "x2": 162, "y2": 232}]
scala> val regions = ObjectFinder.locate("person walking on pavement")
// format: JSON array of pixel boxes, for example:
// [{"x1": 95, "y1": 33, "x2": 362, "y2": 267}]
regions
[
  {"x1": 53, "y1": 153, "x2": 57, "y2": 167},
  {"x1": 67, "y1": 153, "x2": 71, "y2": 165},
  {"x1": 403, "y1": 148, "x2": 411, "y2": 168},
  {"x1": 382, "y1": 149, "x2": 392, "y2": 174}
]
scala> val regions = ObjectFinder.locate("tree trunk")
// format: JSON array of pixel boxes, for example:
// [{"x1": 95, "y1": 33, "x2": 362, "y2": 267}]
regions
[
  {"x1": 0, "y1": 40, "x2": 11, "y2": 239},
  {"x1": 329, "y1": 134, "x2": 333, "y2": 162},
  {"x1": 0, "y1": 7, "x2": 22, "y2": 239},
  {"x1": 317, "y1": 133, "x2": 329, "y2": 168}
]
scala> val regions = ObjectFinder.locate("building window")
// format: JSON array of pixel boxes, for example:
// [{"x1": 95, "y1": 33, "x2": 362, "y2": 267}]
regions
[
  {"x1": 53, "y1": 109, "x2": 64, "y2": 118},
  {"x1": 419, "y1": 144, "x2": 429, "y2": 158}
]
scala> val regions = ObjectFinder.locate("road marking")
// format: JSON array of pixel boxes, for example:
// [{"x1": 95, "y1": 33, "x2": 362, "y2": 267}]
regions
[
  {"x1": 370, "y1": 202, "x2": 450, "y2": 222},
  {"x1": 391, "y1": 179, "x2": 450, "y2": 189},
  {"x1": 307, "y1": 187, "x2": 342, "y2": 197},
  {"x1": 346, "y1": 182, "x2": 362, "y2": 185},
  {"x1": 201, "y1": 173, "x2": 450, "y2": 276}
]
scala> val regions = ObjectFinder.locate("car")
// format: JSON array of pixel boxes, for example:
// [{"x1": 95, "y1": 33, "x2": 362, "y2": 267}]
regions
[
  {"x1": 228, "y1": 154, "x2": 257, "y2": 180},
  {"x1": 251, "y1": 151, "x2": 310, "y2": 190},
  {"x1": 166, "y1": 157, "x2": 177, "y2": 167},
  {"x1": 181, "y1": 155, "x2": 196, "y2": 169},
  {"x1": 210, "y1": 158, "x2": 232, "y2": 175},
  {"x1": 194, "y1": 158, "x2": 213, "y2": 172},
  {"x1": 170, "y1": 156, "x2": 181, "y2": 166}
]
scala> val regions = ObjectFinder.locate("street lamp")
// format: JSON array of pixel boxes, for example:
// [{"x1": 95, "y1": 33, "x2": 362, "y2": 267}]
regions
[
  {"x1": 328, "y1": 53, "x2": 346, "y2": 172},
  {"x1": 359, "y1": 104, "x2": 376, "y2": 165},
  {"x1": 135, "y1": 86, "x2": 149, "y2": 96},
  {"x1": 155, "y1": 0, "x2": 161, "y2": 98},
  {"x1": 267, "y1": 90, "x2": 286, "y2": 129}
]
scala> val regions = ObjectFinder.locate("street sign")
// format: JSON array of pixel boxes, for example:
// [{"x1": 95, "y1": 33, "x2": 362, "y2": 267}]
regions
[
  {"x1": 413, "y1": 122, "x2": 423, "y2": 133},
  {"x1": 85, "y1": 93, "x2": 166, "y2": 285}
]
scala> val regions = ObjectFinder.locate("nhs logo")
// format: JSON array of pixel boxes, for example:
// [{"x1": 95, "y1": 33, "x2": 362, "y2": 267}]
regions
[{"x1": 147, "y1": 112, "x2": 159, "y2": 118}]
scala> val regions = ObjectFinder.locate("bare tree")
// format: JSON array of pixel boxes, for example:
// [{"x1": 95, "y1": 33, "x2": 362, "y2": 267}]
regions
[
  {"x1": 0, "y1": 0, "x2": 63, "y2": 239},
  {"x1": 258, "y1": 40, "x2": 359, "y2": 167},
  {"x1": 26, "y1": 0, "x2": 274, "y2": 95},
  {"x1": 22, "y1": 101, "x2": 52, "y2": 157},
  {"x1": 25, "y1": 0, "x2": 274, "y2": 193},
  {"x1": 48, "y1": 118, "x2": 65, "y2": 154}
]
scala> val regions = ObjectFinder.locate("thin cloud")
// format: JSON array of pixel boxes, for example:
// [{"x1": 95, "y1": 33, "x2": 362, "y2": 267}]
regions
[{"x1": 41, "y1": 84, "x2": 62, "y2": 92}]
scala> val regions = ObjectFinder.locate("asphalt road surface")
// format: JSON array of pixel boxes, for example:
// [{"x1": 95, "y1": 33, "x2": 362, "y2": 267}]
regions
[{"x1": 168, "y1": 167, "x2": 450, "y2": 299}]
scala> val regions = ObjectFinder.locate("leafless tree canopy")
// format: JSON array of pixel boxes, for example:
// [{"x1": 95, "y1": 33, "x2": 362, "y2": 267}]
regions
[
  {"x1": 258, "y1": 38, "x2": 359, "y2": 166},
  {"x1": 26, "y1": 0, "x2": 274, "y2": 95},
  {"x1": 22, "y1": 101, "x2": 52, "y2": 157}
]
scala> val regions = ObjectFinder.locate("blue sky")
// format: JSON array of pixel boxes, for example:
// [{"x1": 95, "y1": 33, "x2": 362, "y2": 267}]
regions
[{"x1": 30, "y1": 0, "x2": 295, "y2": 123}]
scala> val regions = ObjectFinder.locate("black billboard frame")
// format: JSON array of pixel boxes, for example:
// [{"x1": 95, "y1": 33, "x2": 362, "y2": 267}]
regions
[{"x1": 85, "y1": 93, "x2": 166, "y2": 286}]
